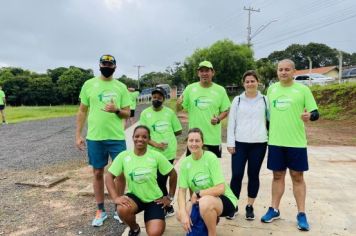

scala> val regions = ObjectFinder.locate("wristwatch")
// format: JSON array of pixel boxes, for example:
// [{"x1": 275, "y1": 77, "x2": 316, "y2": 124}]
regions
[
  {"x1": 195, "y1": 190, "x2": 201, "y2": 198},
  {"x1": 115, "y1": 109, "x2": 121, "y2": 115},
  {"x1": 167, "y1": 194, "x2": 174, "y2": 201}
]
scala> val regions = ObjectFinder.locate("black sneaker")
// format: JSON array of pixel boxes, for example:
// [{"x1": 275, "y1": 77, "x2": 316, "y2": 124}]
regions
[
  {"x1": 245, "y1": 205, "x2": 255, "y2": 220},
  {"x1": 225, "y1": 206, "x2": 238, "y2": 220},
  {"x1": 128, "y1": 225, "x2": 140, "y2": 236},
  {"x1": 165, "y1": 205, "x2": 175, "y2": 218}
]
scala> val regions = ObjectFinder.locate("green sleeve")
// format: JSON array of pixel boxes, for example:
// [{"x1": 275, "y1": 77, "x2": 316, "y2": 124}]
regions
[
  {"x1": 178, "y1": 160, "x2": 189, "y2": 188},
  {"x1": 171, "y1": 111, "x2": 182, "y2": 132},
  {"x1": 139, "y1": 111, "x2": 147, "y2": 126},
  {"x1": 209, "y1": 154, "x2": 225, "y2": 185},
  {"x1": 304, "y1": 87, "x2": 318, "y2": 112},
  {"x1": 79, "y1": 83, "x2": 89, "y2": 106},
  {"x1": 108, "y1": 152, "x2": 124, "y2": 177},
  {"x1": 220, "y1": 88, "x2": 231, "y2": 112},
  {"x1": 157, "y1": 153, "x2": 174, "y2": 175},
  {"x1": 182, "y1": 87, "x2": 190, "y2": 110},
  {"x1": 120, "y1": 86, "x2": 132, "y2": 108}
]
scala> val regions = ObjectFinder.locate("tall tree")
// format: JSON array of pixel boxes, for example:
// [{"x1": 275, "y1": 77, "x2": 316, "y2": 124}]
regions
[{"x1": 183, "y1": 39, "x2": 255, "y2": 87}]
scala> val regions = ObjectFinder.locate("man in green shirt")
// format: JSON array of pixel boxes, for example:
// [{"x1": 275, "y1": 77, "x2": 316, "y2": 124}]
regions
[
  {"x1": 261, "y1": 59, "x2": 319, "y2": 231},
  {"x1": 0, "y1": 86, "x2": 6, "y2": 124},
  {"x1": 176, "y1": 61, "x2": 230, "y2": 157},
  {"x1": 139, "y1": 87, "x2": 182, "y2": 217},
  {"x1": 75, "y1": 54, "x2": 131, "y2": 227},
  {"x1": 127, "y1": 87, "x2": 140, "y2": 126}
]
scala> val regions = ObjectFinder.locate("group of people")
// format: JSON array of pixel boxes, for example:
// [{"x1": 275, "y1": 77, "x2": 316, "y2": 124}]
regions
[{"x1": 75, "y1": 54, "x2": 319, "y2": 236}]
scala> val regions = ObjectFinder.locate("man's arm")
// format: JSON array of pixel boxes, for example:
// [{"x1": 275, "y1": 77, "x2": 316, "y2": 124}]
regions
[
  {"x1": 116, "y1": 106, "x2": 130, "y2": 119},
  {"x1": 176, "y1": 95, "x2": 184, "y2": 112},
  {"x1": 75, "y1": 103, "x2": 88, "y2": 151}
]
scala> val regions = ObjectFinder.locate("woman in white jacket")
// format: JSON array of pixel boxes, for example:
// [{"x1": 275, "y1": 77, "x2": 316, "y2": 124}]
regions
[{"x1": 226, "y1": 70, "x2": 268, "y2": 221}]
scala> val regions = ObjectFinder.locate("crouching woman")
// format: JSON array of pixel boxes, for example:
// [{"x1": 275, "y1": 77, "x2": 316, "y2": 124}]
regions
[
  {"x1": 177, "y1": 128, "x2": 238, "y2": 236},
  {"x1": 106, "y1": 125, "x2": 177, "y2": 236}
]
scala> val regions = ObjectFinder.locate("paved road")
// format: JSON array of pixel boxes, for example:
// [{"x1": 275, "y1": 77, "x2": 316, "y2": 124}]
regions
[{"x1": 0, "y1": 104, "x2": 148, "y2": 170}]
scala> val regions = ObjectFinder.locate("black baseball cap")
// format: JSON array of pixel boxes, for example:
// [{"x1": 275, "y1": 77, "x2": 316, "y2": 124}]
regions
[
  {"x1": 151, "y1": 87, "x2": 166, "y2": 98},
  {"x1": 99, "y1": 54, "x2": 116, "y2": 65}
]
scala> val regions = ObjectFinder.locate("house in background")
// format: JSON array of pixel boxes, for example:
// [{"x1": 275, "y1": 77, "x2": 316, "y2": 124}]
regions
[{"x1": 294, "y1": 66, "x2": 339, "y2": 79}]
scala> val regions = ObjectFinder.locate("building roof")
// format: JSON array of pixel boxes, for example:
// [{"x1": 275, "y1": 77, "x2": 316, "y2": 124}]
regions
[{"x1": 294, "y1": 66, "x2": 338, "y2": 76}]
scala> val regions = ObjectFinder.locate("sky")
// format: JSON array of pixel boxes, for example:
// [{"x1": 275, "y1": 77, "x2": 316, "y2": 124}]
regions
[{"x1": 1, "y1": 0, "x2": 355, "y2": 79}]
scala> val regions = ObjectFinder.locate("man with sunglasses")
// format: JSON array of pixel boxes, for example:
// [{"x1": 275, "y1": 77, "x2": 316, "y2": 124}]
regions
[{"x1": 76, "y1": 54, "x2": 131, "y2": 227}]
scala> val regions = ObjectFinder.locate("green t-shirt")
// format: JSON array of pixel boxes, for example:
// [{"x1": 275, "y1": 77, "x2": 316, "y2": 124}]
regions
[
  {"x1": 0, "y1": 90, "x2": 5, "y2": 105},
  {"x1": 267, "y1": 82, "x2": 318, "y2": 147},
  {"x1": 178, "y1": 151, "x2": 238, "y2": 207},
  {"x1": 182, "y1": 82, "x2": 231, "y2": 145},
  {"x1": 139, "y1": 106, "x2": 182, "y2": 160},
  {"x1": 129, "y1": 91, "x2": 140, "y2": 109},
  {"x1": 108, "y1": 149, "x2": 174, "y2": 203},
  {"x1": 79, "y1": 77, "x2": 131, "y2": 140}
]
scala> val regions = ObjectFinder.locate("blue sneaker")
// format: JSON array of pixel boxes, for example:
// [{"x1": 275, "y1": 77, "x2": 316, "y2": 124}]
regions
[
  {"x1": 297, "y1": 212, "x2": 310, "y2": 231},
  {"x1": 261, "y1": 207, "x2": 280, "y2": 223},
  {"x1": 92, "y1": 210, "x2": 108, "y2": 227}
]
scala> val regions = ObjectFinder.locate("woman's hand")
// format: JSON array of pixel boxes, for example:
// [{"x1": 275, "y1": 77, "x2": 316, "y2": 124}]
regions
[
  {"x1": 227, "y1": 147, "x2": 235, "y2": 154},
  {"x1": 190, "y1": 192, "x2": 198, "y2": 204},
  {"x1": 114, "y1": 196, "x2": 132, "y2": 208},
  {"x1": 180, "y1": 211, "x2": 193, "y2": 233},
  {"x1": 155, "y1": 196, "x2": 172, "y2": 208}
]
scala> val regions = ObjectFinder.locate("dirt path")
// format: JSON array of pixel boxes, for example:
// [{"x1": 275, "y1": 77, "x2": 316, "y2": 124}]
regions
[{"x1": 1, "y1": 108, "x2": 355, "y2": 236}]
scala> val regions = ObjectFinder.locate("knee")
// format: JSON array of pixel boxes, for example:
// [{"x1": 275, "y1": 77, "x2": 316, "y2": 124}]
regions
[
  {"x1": 199, "y1": 196, "x2": 215, "y2": 213},
  {"x1": 146, "y1": 223, "x2": 165, "y2": 236},
  {"x1": 273, "y1": 171, "x2": 286, "y2": 181},
  {"x1": 290, "y1": 172, "x2": 304, "y2": 184},
  {"x1": 118, "y1": 205, "x2": 134, "y2": 218},
  {"x1": 93, "y1": 169, "x2": 104, "y2": 180}
]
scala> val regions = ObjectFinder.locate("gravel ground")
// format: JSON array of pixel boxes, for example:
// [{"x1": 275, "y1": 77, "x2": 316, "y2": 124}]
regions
[
  {"x1": 0, "y1": 104, "x2": 148, "y2": 236},
  {"x1": 0, "y1": 104, "x2": 148, "y2": 171}
]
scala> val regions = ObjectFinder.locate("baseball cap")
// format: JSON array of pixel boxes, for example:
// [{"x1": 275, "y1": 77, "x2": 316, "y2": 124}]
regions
[
  {"x1": 151, "y1": 87, "x2": 166, "y2": 98},
  {"x1": 197, "y1": 60, "x2": 213, "y2": 70},
  {"x1": 99, "y1": 54, "x2": 116, "y2": 65}
]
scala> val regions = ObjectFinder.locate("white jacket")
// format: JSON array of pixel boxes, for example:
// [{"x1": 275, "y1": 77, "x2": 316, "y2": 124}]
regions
[{"x1": 227, "y1": 91, "x2": 269, "y2": 147}]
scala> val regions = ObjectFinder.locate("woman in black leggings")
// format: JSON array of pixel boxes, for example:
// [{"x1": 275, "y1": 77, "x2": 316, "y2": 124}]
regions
[{"x1": 226, "y1": 70, "x2": 268, "y2": 220}]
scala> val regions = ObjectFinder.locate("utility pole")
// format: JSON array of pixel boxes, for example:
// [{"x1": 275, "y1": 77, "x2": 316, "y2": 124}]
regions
[
  {"x1": 244, "y1": 6, "x2": 260, "y2": 47},
  {"x1": 133, "y1": 65, "x2": 144, "y2": 89},
  {"x1": 338, "y1": 51, "x2": 343, "y2": 84},
  {"x1": 307, "y1": 56, "x2": 312, "y2": 86}
]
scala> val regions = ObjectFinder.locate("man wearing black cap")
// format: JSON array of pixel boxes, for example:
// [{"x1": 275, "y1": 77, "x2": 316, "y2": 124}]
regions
[
  {"x1": 75, "y1": 54, "x2": 131, "y2": 227},
  {"x1": 139, "y1": 86, "x2": 182, "y2": 217}
]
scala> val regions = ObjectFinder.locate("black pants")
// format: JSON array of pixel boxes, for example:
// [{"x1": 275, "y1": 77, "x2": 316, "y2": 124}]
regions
[
  {"x1": 230, "y1": 142, "x2": 267, "y2": 199},
  {"x1": 157, "y1": 159, "x2": 175, "y2": 195}
]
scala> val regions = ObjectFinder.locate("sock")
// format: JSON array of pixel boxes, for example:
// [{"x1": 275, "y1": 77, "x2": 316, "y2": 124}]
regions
[{"x1": 98, "y1": 203, "x2": 105, "y2": 212}]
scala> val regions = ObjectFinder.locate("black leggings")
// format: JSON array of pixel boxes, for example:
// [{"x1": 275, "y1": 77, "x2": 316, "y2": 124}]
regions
[
  {"x1": 157, "y1": 159, "x2": 175, "y2": 196},
  {"x1": 230, "y1": 142, "x2": 267, "y2": 199}
]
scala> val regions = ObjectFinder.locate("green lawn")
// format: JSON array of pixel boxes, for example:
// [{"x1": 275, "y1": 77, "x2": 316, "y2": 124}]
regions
[{"x1": 5, "y1": 105, "x2": 79, "y2": 123}]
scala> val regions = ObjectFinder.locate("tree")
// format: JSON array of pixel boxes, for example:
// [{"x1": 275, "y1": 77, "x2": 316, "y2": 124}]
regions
[
  {"x1": 117, "y1": 75, "x2": 138, "y2": 88},
  {"x1": 267, "y1": 43, "x2": 340, "y2": 69},
  {"x1": 166, "y1": 62, "x2": 187, "y2": 88},
  {"x1": 27, "y1": 77, "x2": 58, "y2": 105},
  {"x1": 3, "y1": 76, "x2": 30, "y2": 105},
  {"x1": 255, "y1": 58, "x2": 277, "y2": 91},
  {"x1": 183, "y1": 39, "x2": 255, "y2": 87},
  {"x1": 139, "y1": 72, "x2": 171, "y2": 88},
  {"x1": 57, "y1": 67, "x2": 87, "y2": 104},
  {"x1": 47, "y1": 67, "x2": 68, "y2": 83}
]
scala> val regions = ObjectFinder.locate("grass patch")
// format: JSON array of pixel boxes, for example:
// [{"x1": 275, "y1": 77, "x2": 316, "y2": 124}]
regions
[{"x1": 5, "y1": 105, "x2": 79, "y2": 123}]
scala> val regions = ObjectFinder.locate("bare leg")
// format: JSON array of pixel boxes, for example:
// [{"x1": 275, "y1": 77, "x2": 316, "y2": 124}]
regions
[
  {"x1": 117, "y1": 198, "x2": 139, "y2": 230},
  {"x1": 93, "y1": 168, "x2": 105, "y2": 206},
  {"x1": 290, "y1": 170, "x2": 306, "y2": 212},
  {"x1": 199, "y1": 196, "x2": 223, "y2": 236},
  {"x1": 271, "y1": 171, "x2": 286, "y2": 209},
  {"x1": 115, "y1": 173, "x2": 126, "y2": 196},
  {"x1": 145, "y1": 219, "x2": 165, "y2": 236}
]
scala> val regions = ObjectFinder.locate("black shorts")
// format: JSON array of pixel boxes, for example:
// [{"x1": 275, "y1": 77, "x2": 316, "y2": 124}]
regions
[
  {"x1": 186, "y1": 144, "x2": 222, "y2": 158},
  {"x1": 126, "y1": 193, "x2": 165, "y2": 222},
  {"x1": 130, "y1": 109, "x2": 135, "y2": 118},
  {"x1": 219, "y1": 195, "x2": 236, "y2": 217},
  {"x1": 0, "y1": 105, "x2": 4, "y2": 111},
  {"x1": 267, "y1": 145, "x2": 309, "y2": 172}
]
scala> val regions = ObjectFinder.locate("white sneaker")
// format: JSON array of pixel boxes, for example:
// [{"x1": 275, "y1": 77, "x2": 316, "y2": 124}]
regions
[{"x1": 114, "y1": 211, "x2": 124, "y2": 224}]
